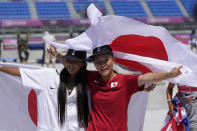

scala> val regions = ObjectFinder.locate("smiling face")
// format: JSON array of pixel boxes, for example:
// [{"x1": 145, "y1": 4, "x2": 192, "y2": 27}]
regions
[
  {"x1": 93, "y1": 53, "x2": 114, "y2": 77},
  {"x1": 64, "y1": 59, "x2": 85, "y2": 76}
]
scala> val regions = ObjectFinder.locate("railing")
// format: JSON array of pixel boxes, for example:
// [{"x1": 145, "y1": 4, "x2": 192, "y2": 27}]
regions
[{"x1": 0, "y1": 17, "x2": 194, "y2": 27}]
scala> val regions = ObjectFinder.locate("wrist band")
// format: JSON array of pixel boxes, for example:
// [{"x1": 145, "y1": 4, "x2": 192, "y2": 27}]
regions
[{"x1": 167, "y1": 99, "x2": 172, "y2": 102}]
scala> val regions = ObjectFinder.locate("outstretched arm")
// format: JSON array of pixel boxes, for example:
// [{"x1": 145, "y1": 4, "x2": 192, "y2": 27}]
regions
[
  {"x1": 0, "y1": 66, "x2": 21, "y2": 77},
  {"x1": 138, "y1": 66, "x2": 182, "y2": 87},
  {"x1": 166, "y1": 83, "x2": 176, "y2": 117}
]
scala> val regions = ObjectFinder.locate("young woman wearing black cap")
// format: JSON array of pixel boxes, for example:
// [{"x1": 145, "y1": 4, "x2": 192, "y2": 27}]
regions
[
  {"x1": 0, "y1": 49, "x2": 89, "y2": 131},
  {"x1": 50, "y1": 45, "x2": 182, "y2": 131},
  {"x1": 87, "y1": 45, "x2": 183, "y2": 131}
]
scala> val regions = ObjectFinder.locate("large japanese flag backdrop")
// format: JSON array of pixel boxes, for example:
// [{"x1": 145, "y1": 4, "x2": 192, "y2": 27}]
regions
[
  {"x1": 49, "y1": 4, "x2": 197, "y2": 131},
  {"x1": 50, "y1": 4, "x2": 197, "y2": 87}
]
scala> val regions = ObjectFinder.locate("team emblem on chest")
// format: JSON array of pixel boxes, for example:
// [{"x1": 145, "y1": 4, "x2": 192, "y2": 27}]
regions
[{"x1": 111, "y1": 82, "x2": 118, "y2": 88}]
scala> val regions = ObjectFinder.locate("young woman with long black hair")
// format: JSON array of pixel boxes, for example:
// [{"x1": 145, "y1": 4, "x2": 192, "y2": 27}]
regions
[
  {"x1": 57, "y1": 49, "x2": 89, "y2": 130},
  {"x1": 0, "y1": 49, "x2": 89, "y2": 131}
]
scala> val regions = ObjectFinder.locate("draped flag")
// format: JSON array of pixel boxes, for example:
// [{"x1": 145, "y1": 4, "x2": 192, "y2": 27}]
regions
[
  {"x1": 161, "y1": 96, "x2": 190, "y2": 131},
  {"x1": 0, "y1": 63, "x2": 42, "y2": 131},
  {"x1": 50, "y1": 4, "x2": 197, "y2": 87}
]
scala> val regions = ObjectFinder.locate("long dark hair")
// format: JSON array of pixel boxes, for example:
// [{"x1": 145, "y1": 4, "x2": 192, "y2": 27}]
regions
[{"x1": 57, "y1": 65, "x2": 89, "y2": 128}]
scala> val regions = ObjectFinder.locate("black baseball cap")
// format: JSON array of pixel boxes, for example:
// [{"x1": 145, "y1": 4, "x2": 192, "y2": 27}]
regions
[
  {"x1": 89, "y1": 45, "x2": 113, "y2": 59},
  {"x1": 62, "y1": 49, "x2": 86, "y2": 62}
]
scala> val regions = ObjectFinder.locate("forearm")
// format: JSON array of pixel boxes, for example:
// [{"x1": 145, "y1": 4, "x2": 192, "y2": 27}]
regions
[
  {"x1": 56, "y1": 53, "x2": 66, "y2": 64},
  {"x1": 166, "y1": 86, "x2": 173, "y2": 100},
  {"x1": 0, "y1": 66, "x2": 21, "y2": 77},
  {"x1": 138, "y1": 72, "x2": 171, "y2": 86},
  {"x1": 138, "y1": 66, "x2": 182, "y2": 87},
  {"x1": 166, "y1": 83, "x2": 175, "y2": 110}
]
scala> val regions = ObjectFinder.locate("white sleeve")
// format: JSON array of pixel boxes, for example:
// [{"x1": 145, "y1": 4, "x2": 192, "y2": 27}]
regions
[{"x1": 20, "y1": 68, "x2": 56, "y2": 90}]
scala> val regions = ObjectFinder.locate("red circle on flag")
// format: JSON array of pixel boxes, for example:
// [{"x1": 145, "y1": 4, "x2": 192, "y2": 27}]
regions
[
  {"x1": 28, "y1": 89, "x2": 38, "y2": 126},
  {"x1": 110, "y1": 35, "x2": 168, "y2": 73}
]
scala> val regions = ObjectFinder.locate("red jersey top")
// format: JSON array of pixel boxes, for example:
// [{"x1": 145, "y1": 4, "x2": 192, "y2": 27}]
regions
[{"x1": 87, "y1": 70, "x2": 143, "y2": 131}]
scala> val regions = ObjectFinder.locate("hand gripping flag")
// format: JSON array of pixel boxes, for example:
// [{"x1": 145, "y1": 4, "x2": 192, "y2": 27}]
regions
[{"x1": 49, "y1": 4, "x2": 197, "y2": 87}]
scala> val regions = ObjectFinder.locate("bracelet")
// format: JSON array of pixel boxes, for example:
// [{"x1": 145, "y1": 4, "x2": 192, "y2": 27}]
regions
[{"x1": 167, "y1": 99, "x2": 172, "y2": 102}]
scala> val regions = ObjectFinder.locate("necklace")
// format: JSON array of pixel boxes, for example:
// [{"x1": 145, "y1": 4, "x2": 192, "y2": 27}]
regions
[
  {"x1": 67, "y1": 79, "x2": 75, "y2": 95},
  {"x1": 67, "y1": 89, "x2": 73, "y2": 94}
]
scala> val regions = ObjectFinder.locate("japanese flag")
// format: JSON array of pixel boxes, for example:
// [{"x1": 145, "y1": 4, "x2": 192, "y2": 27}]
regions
[
  {"x1": 50, "y1": 4, "x2": 197, "y2": 87},
  {"x1": 0, "y1": 63, "x2": 41, "y2": 131}
]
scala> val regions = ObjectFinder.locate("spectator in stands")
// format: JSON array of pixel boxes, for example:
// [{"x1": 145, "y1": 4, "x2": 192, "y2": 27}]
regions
[
  {"x1": 189, "y1": 29, "x2": 197, "y2": 51},
  {"x1": 42, "y1": 31, "x2": 56, "y2": 68},
  {"x1": 17, "y1": 32, "x2": 29, "y2": 63},
  {"x1": 166, "y1": 83, "x2": 197, "y2": 131}
]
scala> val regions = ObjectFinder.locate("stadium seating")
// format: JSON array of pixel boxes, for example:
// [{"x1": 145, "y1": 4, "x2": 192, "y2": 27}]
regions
[
  {"x1": 111, "y1": 0, "x2": 147, "y2": 17},
  {"x1": 73, "y1": 0, "x2": 106, "y2": 15},
  {"x1": 181, "y1": 0, "x2": 197, "y2": 17},
  {"x1": 0, "y1": 0, "x2": 189, "y2": 20},
  {"x1": 147, "y1": 0, "x2": 183, "y2": 16},
  {"x1": 0, "y1": 1, "x2": 31, "y2": 19},
  {"x1": 35, "y1": 2, "x2": 70, "y2": 19}
]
